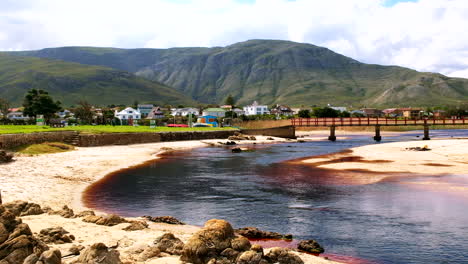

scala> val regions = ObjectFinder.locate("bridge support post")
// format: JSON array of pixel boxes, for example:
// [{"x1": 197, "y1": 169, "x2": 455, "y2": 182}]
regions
[
  {"x1": 423, "y1": 125, "x2": 430, "y2": 140},
  {"x1": 374, "y1": 125, "x2": 382, "y2": 142},
  {"x1": 328, "y1": 126, "x2": 336, "y2": 141}
]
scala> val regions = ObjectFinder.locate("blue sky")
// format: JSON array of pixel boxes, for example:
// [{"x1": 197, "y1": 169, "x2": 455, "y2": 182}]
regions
[{"x1": 0, "y1": 0, "x2": 467, "y2": 78}]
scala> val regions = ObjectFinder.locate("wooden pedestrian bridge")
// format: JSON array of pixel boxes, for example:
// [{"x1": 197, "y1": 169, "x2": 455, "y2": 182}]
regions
[{"x1": 291, "y1": 117, "x2": 467, "y2": 141}]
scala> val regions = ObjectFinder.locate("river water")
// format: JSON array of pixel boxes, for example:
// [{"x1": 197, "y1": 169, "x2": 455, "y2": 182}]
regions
[{"x1": 84, "y1": 130, "x2": 468, "y2": 264}]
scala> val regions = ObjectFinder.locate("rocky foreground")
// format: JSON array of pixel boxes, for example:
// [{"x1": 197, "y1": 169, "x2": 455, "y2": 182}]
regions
[{"x1": 0, "y1": 200, "x2": 338, "y2": 264}]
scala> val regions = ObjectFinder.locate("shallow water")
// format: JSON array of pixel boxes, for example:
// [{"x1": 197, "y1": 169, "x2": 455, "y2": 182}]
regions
[{"x1": 84, "y1": 130, "x2": 468, "y2": 264}]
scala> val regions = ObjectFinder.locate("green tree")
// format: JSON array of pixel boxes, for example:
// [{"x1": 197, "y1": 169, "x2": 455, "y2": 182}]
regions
[
  {"x1": 224, "y1": 94, "x2": 235, "y2": 106},
  {"x1": 298, "y1": 109, "x2": 311, "y2": 118},
  {"x1": 0, "y1": 98, "x2": 10, "y2": 118},
  {"x1": 312, "y1": 107, "x2": 340, "y2": 118},
  {"x1": 23, "y1": 89, "x2": 62, "y2": 121},
  {"x1": 74, "y1": 100, "x2": 94, "y2": 124}
]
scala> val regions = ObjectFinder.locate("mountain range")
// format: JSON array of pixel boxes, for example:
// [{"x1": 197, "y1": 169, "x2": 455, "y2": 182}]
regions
[{"x1": 4, "y1": 39, "x2": 468, "y2": 107}]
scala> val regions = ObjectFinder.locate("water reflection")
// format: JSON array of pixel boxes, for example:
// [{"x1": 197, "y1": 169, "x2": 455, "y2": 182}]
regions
[{"x1": 84, "y1": 130, "x2": 468, "y2": 264}]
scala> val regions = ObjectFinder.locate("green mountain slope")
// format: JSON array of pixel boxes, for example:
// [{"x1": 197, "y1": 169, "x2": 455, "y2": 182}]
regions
[
  {"x1": 0, "y1": 54, "x2": 195, "y2": 106},
  {"x1": 10, "y1": 40, "x2": 468, "y2": 107}
]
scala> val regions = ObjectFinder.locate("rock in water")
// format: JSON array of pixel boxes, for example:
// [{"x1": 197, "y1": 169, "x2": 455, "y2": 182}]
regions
[
  {"x1": 75, "y1": 243, "x2": 122, "y2": 264},
  {"x1": 153, "y1": 233, "x2": 184, "y2": 255},
  {"x1": 235, "y1": 227, "x2": 292, "y2": 240},
  {"x1": 297, "y1": 239, "x2": 324, "y2": 254}
]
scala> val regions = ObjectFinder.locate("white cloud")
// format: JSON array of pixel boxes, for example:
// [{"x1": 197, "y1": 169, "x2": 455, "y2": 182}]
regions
[{"x1": 1, "y1": 0, "x2": 468, "y2": 78}]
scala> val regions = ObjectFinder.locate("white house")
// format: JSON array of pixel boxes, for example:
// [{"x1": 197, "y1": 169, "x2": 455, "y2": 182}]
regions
[
  {"x1": 243, "y1": 101, "x2": 269, "y2": 116},
  {"x1": 171, "y1": 108, "x2": 200, "y2": 117},
  {"x1": 232, "y1": 108, "x2": 245, "y2": 116},
  {"x1": 7, "y1": 111, "x2": 30, "y2": 120},
  {"x1": 202, "y1": 108, "x2": 226, "y2": 118},
  {"x1": 114, "y1": 107, "x2": 141, "y2": 120},
  {"x1": 57, "y1": 109, "x2": 74, "y2": 118}
]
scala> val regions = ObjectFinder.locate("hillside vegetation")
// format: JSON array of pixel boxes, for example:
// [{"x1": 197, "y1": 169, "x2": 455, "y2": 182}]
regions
[
  {"x1": 0, "y1": 53, "x2": 195, "y2": 106},
  {"x1": 8, "y1": 39, "x2": 468, "y2": 107}
]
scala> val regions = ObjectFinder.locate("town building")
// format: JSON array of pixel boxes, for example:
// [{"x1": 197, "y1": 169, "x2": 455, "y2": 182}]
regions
[
  {"x1": 399, "y1": 108, "x2": 422, "y2": 119},
  {"x1": 147, "y1": 107, "x2": 165, "y2": 119},
  {"x1": 243, "y1": 101, "x2": 269, "y2": 116},
  {"x1": 361, "y1": 108, "x2": 384, "y2": 118},
  {"x1": 137, "y1": 104, "x2": 154, "y2": 118},
  {"x1": 171, "y1": 108, "x2": 199, "y2": 117},
  {"x1": 114, "y1": 107, "x2": 141, "y2": 120},
  {"x1": 232, "y1": 108, "x2": 245, "y2": 116},
  {"x1": 270, "y1": 105, "x2": 294, "y2": 116},
  {"x1": 202, "y1": 108, "x2": 226, "y2": 118},
  {"x1": 6, "y1": 111, "x2": 30, "y2": 120}
]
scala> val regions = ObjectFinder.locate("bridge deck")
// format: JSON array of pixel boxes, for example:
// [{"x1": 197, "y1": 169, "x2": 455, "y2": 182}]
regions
[{"x1": 291, "y1": 117, "x2": 467, "y2": 127}]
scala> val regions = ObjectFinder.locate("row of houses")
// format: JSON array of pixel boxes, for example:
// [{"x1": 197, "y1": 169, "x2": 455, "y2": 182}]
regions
[{"x1": 1, "y1": 102, "x2": 452, "y2": 122}]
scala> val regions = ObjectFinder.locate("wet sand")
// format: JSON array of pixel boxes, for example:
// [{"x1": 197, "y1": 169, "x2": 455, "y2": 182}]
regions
[{"x1": 299, "y1": 139, "x2": 468, "y2": 191}]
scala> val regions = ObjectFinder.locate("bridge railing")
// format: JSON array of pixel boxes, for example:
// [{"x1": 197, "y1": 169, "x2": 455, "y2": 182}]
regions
[{"x1": 291, "y1": 117, "x2": 467, "y2": 127}]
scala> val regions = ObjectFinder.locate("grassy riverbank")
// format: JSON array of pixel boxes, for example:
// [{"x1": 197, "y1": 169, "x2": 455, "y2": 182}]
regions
[{"x1": 0, "y1": 125, "x2": 236, "y2": 134}]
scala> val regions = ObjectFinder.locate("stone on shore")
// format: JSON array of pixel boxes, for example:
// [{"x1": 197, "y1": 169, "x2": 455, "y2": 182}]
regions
[
  {"x1": 122, "y1": 221, "x2": 148, "y2": 231},
  {"x1": 153, "y1": 233, "x2": 184, "y2": 255},
  {"x1": 297, "y1": 240, "x2": 324, "y2": 254},
  {"x1": 49, "y1": 206, "x2": 74, "y2": 219},
  {"x1": 265, "y1": 247, "x2": 304, "y2": 264},
  {"x1": 82, "y1": 214, "x2": 127, "y2": 226},
  {"x1": 2, "y1": 201, "x2": 44, "y2": 217},
  {"x1": 24, "y1": 249, "x2": 62, "y2": 264},
  {"x1": 37, "y1": 227, "x2": 75, "y2": 244},
  {"x1": 0, "y1": 205, "x2": 48, "y2": 264},
  {"x1": 0, "y1": 150, "x2": 13, "y2": 163},
  {"x1": 73, "y1": 243, "x2": 122, "y2": 264},
  {"x1": 142, "y1": 215, "x2": 185, "y2": 225}
]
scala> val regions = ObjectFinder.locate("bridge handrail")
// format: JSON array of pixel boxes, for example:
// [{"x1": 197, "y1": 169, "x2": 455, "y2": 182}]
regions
[{"x1": 291, "y1": 117, "x2": 466, "y2": 126}]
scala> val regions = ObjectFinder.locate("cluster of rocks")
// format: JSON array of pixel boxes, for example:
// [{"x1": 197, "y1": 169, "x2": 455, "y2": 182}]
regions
[
  {"x1": 228, "y1": 132, "x2": 256, "y2": 141},
  {"x1": 0, "y1": 150, "x2": 13, "y2": 163},
  {"x1": 2, "y1": 201, "x2": 44, "y2": 217},
  {"x1": 406, "y1": 145, "x2": 431, "y2": 151},
  {"x1": 142, "y1": 215, "x2": 185, "y2": 225},
  {"x1": 235, "y1": 227, "x2": 293, "y2": 240},
  {"x1": 180, "y1": 219, "x2": 304, "y2": 264},
  {"x1": 82, "y1": 214, "x2": 128, "y2": 226}
]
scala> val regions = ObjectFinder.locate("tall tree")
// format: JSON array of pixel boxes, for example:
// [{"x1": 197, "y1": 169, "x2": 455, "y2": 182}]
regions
[
  {"x1": 224, "y1": 94, "x2": 235, "y2": 107},
  {"x1": 0, "y1": 98, "x2": 10, "y2": 118},
  {"x1": 23, "y1": 89, "x2": 62, "y2": 121},
  {"x1": 74, "y1": 100, "x2": 94, "y2": 124}
]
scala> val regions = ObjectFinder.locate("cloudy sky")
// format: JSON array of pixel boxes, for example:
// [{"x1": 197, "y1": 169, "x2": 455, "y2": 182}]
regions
[{"x1": 1, "y1": 0, "x2": 467, "y2": 78}]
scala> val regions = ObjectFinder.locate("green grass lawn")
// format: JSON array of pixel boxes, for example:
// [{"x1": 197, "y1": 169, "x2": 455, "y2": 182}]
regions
[
  {"x1": 0, "y1": 125, "x2": 237, "y2": 134},
  {"x1": 13, "y1": 142, "x2": 75, "y2": 155}
]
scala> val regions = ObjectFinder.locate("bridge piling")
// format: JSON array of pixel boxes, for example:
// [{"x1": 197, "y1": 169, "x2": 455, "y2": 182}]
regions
[
  {"x1": 328, "y1": 126, "x2": 336, "y2": 141},
  {"x1": 374, "y1": 125, "x2": 382, "y2": 142},
  {"x1": 423, "y1": 125, "x2": 430, "y2": 140}
]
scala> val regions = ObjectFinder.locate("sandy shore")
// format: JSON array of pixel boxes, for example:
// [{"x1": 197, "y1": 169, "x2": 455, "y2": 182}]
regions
[
  {"x1": 0, "y1": 136, "x2": 340, "y2": 264},
  {"x1": 299, "y1": 139, "x2": 468, "y2": 195}
]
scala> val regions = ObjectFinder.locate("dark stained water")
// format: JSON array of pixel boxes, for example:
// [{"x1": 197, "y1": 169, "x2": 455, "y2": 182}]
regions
[{"x1": 84, "y1": 130, "x2": 468, "y2": 264}]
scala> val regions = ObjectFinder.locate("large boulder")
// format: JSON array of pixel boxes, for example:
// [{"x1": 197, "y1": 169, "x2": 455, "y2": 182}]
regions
[
  {"x1": 153, "y1": 233, "x2": 184, "y2": 255},
  {"x1": 0, "y1": 205, "x2": 48, "y2": 264},
  {"x1": 2, "y1": 201, "x2": 44, "y2": 217},
  {"x1": 236, "y1": 245, "x2": 266, "y2": 264},
  {"x1": 181, "y1": 219, "x2": 236, "y2": 264},
  {"x1": 73, "y1": 243, "x2": 122, "y2": 264},
  {"x1": 37, "y1": 227, "x2": 75, "y2": 244},
  {"x1": 297, "y1": 239, "x2": 324, "y2": 254},
  {"x1": 265, "y1": 247, "x2": 304, "y2": 264}
]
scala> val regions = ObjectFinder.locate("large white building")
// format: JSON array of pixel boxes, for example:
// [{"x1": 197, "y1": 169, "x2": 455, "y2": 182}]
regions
[
  {"x1": 243, "y1": 101, "x2": 269, "y2": 116},
  {"x1": 171, "y1": 108, "x2": 200, "y2": 117},
  {"x1": 114, "y1": 107, "x2": 141, "y2": 120}
]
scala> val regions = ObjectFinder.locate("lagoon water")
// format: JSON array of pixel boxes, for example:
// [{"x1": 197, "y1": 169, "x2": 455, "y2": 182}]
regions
[{"x1": 84, "y1": 130, "x2": 468, "y2": 264}]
